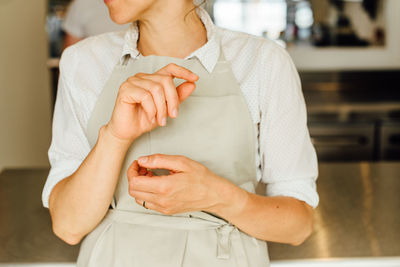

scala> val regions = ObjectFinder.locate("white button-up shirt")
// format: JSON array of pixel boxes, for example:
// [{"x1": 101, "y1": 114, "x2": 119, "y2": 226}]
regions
[
  {"x1": 42, "y1": 6, "x2": 319, "y2": 209},
  {"x1": 62, "y1": 0, "x2": 129, "y2": 38}
]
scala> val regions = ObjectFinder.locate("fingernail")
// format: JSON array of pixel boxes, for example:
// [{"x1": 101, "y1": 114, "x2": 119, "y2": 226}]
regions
[
  {"x1": 161, "y1": 117, "x2": 167, "y2": 126},
  {"x1": 138, "y1": 157, "x2": 147, "y2": 163},
  {"x1": 172, "y1": 108, "x2": 178, "y2": 118},
  {"x1": 152, "y1": 117, "x2": 156, "y2": 124}
]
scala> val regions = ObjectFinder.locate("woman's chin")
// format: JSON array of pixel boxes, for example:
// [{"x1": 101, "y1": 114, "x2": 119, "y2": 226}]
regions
[
  {"x1": 106, "y1": 1, "x2": 151, "y2": 25},
  {"x1": 109, "y1": 11, "x2": 135, "y2": 25}
]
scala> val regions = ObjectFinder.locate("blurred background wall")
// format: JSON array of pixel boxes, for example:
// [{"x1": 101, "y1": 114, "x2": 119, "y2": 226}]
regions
[
  {"x1": 0, "y1": 0, "x2": 52, "y2": 172},
  {"x1": 290, "y1": 0, "x2": 400, "y2": 70}
]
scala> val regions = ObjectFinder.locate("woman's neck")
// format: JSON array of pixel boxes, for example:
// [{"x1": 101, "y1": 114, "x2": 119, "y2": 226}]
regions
[{"x1": 136, "y1": 1, "x2": 207, "y2": 59}]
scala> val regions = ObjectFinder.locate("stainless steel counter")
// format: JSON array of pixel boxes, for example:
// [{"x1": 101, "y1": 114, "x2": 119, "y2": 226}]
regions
[
  {"x1": 267, "y1": 162, "x2": 400, "y2": 261},
  {"x1": 0, "y1": 169, "x2": 79, "y2": 263},
  {"x1": 0, "y1": 162, "x2": 399, "y2": 265}
]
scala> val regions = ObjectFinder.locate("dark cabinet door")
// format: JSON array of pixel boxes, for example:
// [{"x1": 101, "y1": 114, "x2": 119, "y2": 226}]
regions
[
  {"x1": 309, "y1": 122, "x2": 375, "y2": 161},
  {"x1": 380, "y1": 122, "x2": 400, "y2": 160}
]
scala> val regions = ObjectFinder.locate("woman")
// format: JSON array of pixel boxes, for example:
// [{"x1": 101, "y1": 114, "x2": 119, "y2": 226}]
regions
[{"x1": 42, "y1": 0, "x2": 319, "y2": 266}]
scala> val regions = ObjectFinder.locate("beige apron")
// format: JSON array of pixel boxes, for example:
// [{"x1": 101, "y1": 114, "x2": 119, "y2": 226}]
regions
[{"x1": 77, "y1": 37, "x2": 270, "y2": 267}]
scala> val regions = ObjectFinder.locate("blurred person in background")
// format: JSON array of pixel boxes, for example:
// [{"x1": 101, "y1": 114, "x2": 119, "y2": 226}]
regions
[{"x1": 62, "y1": 0, "x2": 129, "y2": 48}]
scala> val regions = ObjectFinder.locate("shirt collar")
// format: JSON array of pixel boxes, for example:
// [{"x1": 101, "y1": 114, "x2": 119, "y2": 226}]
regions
[{"x1": 120, "y1": 6, "x2": 220, "y2": 73}]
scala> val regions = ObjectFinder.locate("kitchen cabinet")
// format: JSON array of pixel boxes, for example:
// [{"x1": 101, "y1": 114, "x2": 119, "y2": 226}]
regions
[
  {"x1": 308, "y1": 122, "x2": 375, "y2": 161},
  {"x1": 303, "y1": 70, "x2": 400, "y2": 161},
  {"x1": 380, "y1": 122, "x2": 400, "y2": 160}
]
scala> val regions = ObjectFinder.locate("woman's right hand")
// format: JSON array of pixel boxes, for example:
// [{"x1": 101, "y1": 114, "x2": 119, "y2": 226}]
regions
[{"x1": 104, "y1": 63, "x2": 199, "y2": 144}]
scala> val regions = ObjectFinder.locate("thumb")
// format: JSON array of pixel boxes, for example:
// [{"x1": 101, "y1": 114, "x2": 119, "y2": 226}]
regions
[{"x1": 127, "y1": 160, "x2": 140, "y2": 178}]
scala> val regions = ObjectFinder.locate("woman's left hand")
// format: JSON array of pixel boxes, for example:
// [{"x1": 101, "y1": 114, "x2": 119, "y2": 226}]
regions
[{"x1": 127, "y1": 154, "x2": 236, "y2": 215}]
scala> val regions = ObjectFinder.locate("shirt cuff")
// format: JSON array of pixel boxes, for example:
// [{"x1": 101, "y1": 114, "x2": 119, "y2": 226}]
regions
[
  {"x1": 265, "y1": 179, "x2": 319, "y2": 209},
  {"x1": 41, "y1": 159, "x2": 82, "y2": 209}
]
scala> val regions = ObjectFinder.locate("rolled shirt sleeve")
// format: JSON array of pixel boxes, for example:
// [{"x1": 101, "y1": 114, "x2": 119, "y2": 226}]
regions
[
  {"x1": 259, "y1": 45, "x2": 319, "y2": 209},
  {"x1": 41, "y1": 46, "x2": 91, "y2": 208}
]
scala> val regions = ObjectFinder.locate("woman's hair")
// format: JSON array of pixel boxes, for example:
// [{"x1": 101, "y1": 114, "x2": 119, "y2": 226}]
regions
[{"x1": 184, "y1": 0, "x2": 207, "y2": 21}]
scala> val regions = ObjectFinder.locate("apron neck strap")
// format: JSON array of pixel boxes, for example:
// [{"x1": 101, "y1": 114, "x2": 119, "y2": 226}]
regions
[{"x1": 216, "y1": 33, "x2": 226, "y2": 62}]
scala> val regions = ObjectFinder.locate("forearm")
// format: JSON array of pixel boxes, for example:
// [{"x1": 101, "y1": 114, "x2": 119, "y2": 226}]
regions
[
  {"x1": 207, "y1": 179, "x2": 314, "y2": 246},
  {"x1": 49, "y1": 125, "x2": 131, "y2": 245}
]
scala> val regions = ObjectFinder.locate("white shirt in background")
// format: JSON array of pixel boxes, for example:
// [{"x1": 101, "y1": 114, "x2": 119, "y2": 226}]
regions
[
  {"x1": 42, "y1": 6, "x2": 320, "y2": 210},
  {"x1": 62, "y1": 0, "x2": 129, "y2": 38}
]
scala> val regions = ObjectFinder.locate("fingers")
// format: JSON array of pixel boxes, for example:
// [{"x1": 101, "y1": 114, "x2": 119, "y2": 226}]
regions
[
  {"x1": 127, "y1": 76, "x2": 168, "y2": 126},
  {"x1": 137, "y1": 154, "x2": 190, "y2": 173},
  {"x1": 138, "y1": 166, "x2": 147, "y2": 175},
  {"x1": 119, "y1": 84, "x2": 157, "y2": 123},
  {"x1": 123, "y1": 64, "x2": 198, "y2": 126},
  {"x1": 127, "y1": 157, "x2": 177, "y2": 194},
  {"x1": 129, "y1": 175, "x2": 165, "y2": 193},
  {"x1": 131, "y1": 188, "x2": 176, "y2": 215},
  {"x1": 127, "y1": 160, "x2": 153, "y2": 182},
  {"x1": 131, "y1": 190, "x2": 158, "y2": 203},
  {"x1": 127, "y1": 160, "x2": 139, "y2": 178},
  {"x1": 176, "y1": 82, "x2": 196, "y2": 102},
  {"x1": 133, "y1": 198, "x2": 169, "y2": 214},
  {"x1": 155, "y1": 63, "x2": 199, "y2": 107},
  {"x1": 138, "y1": 166, "x2": 153, "y2": 176},
  {"x1": 156, "y1": 63, "x2": 199, "y2": 83},
  {"x1": 137, "y1": 73, "x2": 182, "y2": 118}
]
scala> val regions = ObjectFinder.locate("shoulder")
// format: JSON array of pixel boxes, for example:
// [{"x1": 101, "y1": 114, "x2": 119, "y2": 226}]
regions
[
  {"x1": 58, "y1": 30, "x2": 126, "y2": 100},
  {"x1": 59, "y1": 30, "x2": 126, "y2": 80},
  {"x1": 217, "y1": 26, "x2": 294, "y2": 70},
  {"x1": 216, "y1": 27, "x2": 301, "y2": 110}
]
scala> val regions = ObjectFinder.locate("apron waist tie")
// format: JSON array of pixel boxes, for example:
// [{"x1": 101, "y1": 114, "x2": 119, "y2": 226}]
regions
[{"x1": 104, "y1": 208, "x2": 250, "y2": 266}]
